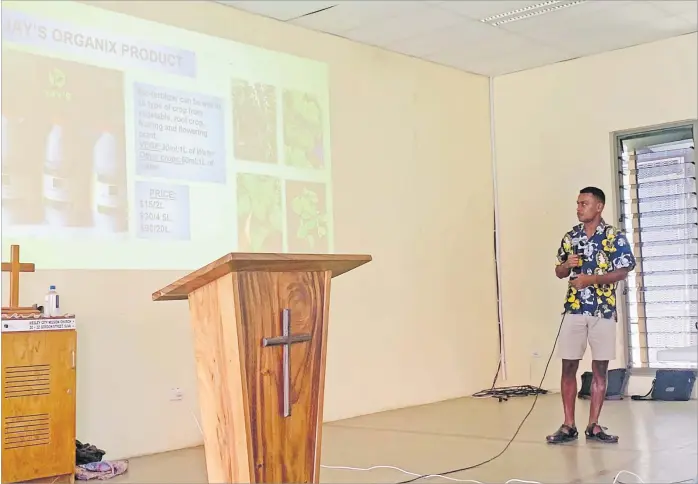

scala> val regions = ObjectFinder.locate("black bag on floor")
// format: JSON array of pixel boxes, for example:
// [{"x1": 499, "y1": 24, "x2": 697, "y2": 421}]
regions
[
  {"x1": 76, "y1": 440, "x2": 106, "y2": 465},
  {"x1": 631, "y1": 369, "x2": 697, "y2": 402},
  {"x1": 577, "y1": 368, "x2": 629, "y2": 400}
]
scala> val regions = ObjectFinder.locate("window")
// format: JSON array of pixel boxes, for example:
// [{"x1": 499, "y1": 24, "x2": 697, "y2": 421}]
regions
[{"x1": 616, "y1": 123, "x2": 697, "y2": 370}]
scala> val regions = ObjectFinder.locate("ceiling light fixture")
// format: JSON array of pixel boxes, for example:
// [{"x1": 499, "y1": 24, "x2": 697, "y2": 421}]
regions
[
  {"x1": 480, "y1": 1, "x2": 560, "y2": 23},
  {"x1": 480, "y1": 0, "x2": 586, "y2": 26}
]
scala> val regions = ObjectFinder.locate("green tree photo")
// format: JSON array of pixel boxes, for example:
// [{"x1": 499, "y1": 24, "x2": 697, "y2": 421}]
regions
[
  {"x1": 286, "y1": 183, "x2": 329, "y2": 252},
  {"x1": 282, "y1": 90, "x2": 325, "y2": 169},
  {"x1": 231, "y1": 79, "x2": 278, "y2": 164},
  {"x1": 236, "y1": 174, "x2": 283, "y2": 252}
]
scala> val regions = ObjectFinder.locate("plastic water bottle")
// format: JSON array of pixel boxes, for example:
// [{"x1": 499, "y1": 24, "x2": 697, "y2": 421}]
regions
[{"x1": 44, "y1": 286, "x2": 60, "y2": 317}]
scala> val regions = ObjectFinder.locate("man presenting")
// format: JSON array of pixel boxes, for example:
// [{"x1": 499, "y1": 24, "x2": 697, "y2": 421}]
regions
[{"x1": 546, "y1": 187, "x2": 636, "y2": 444}]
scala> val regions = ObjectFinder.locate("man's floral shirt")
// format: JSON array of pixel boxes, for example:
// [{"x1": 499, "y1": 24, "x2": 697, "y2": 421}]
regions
[{"x1": 556, "y1": 220, "x2": 636, "y2": 320}]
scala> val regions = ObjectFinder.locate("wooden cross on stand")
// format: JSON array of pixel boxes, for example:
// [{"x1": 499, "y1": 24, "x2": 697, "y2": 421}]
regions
[{"x1": 1, "y1": 244, "x2": 41, "y2": 315}]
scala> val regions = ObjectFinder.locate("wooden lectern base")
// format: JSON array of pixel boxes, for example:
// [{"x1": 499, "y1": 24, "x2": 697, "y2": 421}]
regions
[
  {"x1": 189, "y1": 270, "x2": 331, "y2": 483},
  {"x1": 153, "y1": 252, "x2": 372, "y2": 484}
]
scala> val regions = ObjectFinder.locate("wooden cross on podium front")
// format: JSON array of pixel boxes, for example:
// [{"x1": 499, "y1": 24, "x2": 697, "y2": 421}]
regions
[
  {"x1": 1, "y1": 244, "x2": 40, "y2": 315},
  {"x1": 262, "y1": 308, "x2": 312, "y2": 417}
]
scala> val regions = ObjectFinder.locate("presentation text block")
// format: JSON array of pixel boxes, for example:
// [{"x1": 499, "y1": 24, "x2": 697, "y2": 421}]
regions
[
  {"x1": 135, "y1": 181, "x2": 191, "y2": 240},
  {"x1": 134, "y1": 83, "x2": 226, "y2": 183}
]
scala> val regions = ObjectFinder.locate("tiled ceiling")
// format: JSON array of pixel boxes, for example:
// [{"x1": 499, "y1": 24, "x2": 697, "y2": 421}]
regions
[{"x1": 216, "y1": 0, "x2": 697, "y2": 76}]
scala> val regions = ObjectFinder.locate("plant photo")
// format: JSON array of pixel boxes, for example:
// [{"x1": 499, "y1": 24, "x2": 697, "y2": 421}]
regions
[
  {"x1": 231, "y1": 79, "x2": 278, "y2": 164},
  {"x1": 282, "y1": 90, "x2": 325, "y2": 170},
  {"x1": 236, "y1": 173, "x2": 283, "y2": 252},
  {"x1": 285, "y1": 181, "x2": 329, "y2": 253}
]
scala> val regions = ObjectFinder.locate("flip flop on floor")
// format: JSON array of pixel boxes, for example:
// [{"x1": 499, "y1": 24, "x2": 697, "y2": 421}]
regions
[
  {"x1": 546, "y1": 424, "x2": 578, "y2": 444},
  {"x1": 585, "y1": 423, "x2": 619, "y2": 443}
]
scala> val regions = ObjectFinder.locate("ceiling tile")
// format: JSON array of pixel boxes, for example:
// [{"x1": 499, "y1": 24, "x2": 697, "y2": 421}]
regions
[
  {"x1": 504, "y1": 1, "x2": 693, "y2": 45},
  {"x1": 435, "y1": 1, "x2": 553, "y2": 21},
  {"x1": 219, "y1": 1, "x2": 338, "y2": 21},
  {"x1": 651, "y1": 0, "x2": 698, "y2": 18},
  {"x1": 387, "y1": 18, "x2": 517, "y2": 58},
  {"x1": 576, "y1": 1, "x2": 681, "y2": 30},
  {"x1": 215, "y1": 0, "x2": 697, "y2": 76},
  {"x1": 426, "y1": 29, "x2": 543, "y2": 63},
  {"x1": 561, "y1": 14, "x2": 696, "y2": 57},
  {"x1": 431, "y1": 40, "x2": 571, "y2": 76},
  {"x1": 340, "y1": 4, "x2": 465, "y2": 46},
  {"x1": 290, "y1": 1, "x2": 425, "y2": 34}
]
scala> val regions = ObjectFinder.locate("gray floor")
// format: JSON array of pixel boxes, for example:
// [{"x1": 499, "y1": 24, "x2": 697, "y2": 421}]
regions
[{"x1": 112, "y1": 395, "x2": 698, "y2": 483}]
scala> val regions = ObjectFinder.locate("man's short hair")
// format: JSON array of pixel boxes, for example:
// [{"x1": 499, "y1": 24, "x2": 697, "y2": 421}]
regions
[{"x1": 580, "y1": 186, "x2": 605, "y2": 205}]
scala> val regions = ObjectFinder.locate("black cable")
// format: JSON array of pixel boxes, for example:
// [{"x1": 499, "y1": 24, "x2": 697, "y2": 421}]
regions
[
  {"x1": 489, "y1": 358, "x2": 501, "y2": 390},
  {"x1": 475, "y1": 354, "x2": 550, "y2": 402},
  {"x1": 396, "y1": 311, "x2": 568, "y2": 484},
  {"x1": 472, "y1": 384, "x2": 549, "y2": 401}
]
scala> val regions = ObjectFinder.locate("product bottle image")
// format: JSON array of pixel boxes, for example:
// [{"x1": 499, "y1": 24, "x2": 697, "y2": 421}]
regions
[
  {"x1": 1, "y1": 115, "x2": 9, "y2": 224},
  {"x1": 43, "y1": 124, "x2": 76, "y2": 226},
  {"x1": 92, "y1": 130, "x2": 126, "y2": 233},
  {"x1": 1, "y1": 115, "x2": 30, "y2": 226}
]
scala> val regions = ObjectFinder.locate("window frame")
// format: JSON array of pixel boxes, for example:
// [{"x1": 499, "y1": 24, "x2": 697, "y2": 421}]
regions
[{"x1": 610, "y1": 119, "x2": 698, "y2": 375}]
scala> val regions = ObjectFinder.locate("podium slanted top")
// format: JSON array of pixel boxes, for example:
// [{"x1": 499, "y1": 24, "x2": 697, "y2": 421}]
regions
[{"x1": 152, "y1": 252, "x2": 372, "y2": 301}]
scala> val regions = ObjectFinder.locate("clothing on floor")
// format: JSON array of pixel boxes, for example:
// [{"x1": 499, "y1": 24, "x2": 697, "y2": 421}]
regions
[{"x1": 75, "y1": 461, "x2": 129, "y2": 480}]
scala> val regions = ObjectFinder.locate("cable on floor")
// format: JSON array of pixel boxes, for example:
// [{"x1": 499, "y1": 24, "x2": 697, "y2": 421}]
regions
[
  {"x1": 472, "y1": 384, "x2": 549, "y2": 401},
  {"x1": 321, "y1": 464, "x2": 646, "y2": 484},
  {"x1": 392, "y1": 311, "x2": 567, "y2": 484},
  {"x1": 612, "y1": 470, "x2": 645, "y2": 483},
  {"x1": 319, "y1": 464, "x2": 541, "y2": 483},
  {"x1": 472, "y1": 355, "x2": 549, "y2": 402}
]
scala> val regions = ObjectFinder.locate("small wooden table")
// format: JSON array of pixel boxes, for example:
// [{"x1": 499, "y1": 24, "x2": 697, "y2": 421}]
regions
[
  {"x1": 1, "y1": 243, "x2": 77, "y2": 483},
  {"x1": 1, "y1": 313, "x2": 77, "y2": 484}
]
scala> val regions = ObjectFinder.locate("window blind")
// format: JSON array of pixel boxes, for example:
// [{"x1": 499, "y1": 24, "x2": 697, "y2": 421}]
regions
[{"x1": 618, "y1": 134, "x2": 697, "y2": 369}]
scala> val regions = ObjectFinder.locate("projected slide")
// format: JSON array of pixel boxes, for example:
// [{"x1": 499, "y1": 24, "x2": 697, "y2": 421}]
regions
[{"x1": 1, "y1": 1, "x2": 333, "y2": 270}]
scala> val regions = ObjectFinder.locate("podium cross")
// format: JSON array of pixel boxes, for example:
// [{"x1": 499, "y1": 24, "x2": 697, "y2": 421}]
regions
[
  {"x1": 1, "y1": 245, "x2": 35, "y2": 309},
  {"x1": 262, "y1": 308, "x2": 311, "y2": 418}
]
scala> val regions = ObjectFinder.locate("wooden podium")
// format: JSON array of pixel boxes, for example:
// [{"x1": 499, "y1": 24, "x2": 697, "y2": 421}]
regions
[{"x1": 153, "y1": 252, "x2": 371, "y2": 484}]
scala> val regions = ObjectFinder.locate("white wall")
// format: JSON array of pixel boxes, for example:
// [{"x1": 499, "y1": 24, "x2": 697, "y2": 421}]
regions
[{"x1": 493, "y1": 33, "x2": 698, "y2": 394}]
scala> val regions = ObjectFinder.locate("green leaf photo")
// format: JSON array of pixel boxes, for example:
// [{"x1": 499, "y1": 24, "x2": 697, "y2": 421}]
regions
[
  {"x1": 286, "y1": 182, "x2": 329, "y2": 252},
  {"x1": 282, "y1": 90, "x2": 325, "y2": 169},
  {"x1": 237, "y1": 173, "x2": 283, "y2": 252}
]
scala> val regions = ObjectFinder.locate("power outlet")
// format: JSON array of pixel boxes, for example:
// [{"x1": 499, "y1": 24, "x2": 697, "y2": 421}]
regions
[{"x1": 170, "y1": 387, "x2": 184, "y2": 401}]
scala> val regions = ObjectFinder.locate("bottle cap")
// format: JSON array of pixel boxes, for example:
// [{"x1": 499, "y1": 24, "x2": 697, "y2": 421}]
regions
[{"x1": 50, "y1": 285, "x2": 56, "y2": 290}]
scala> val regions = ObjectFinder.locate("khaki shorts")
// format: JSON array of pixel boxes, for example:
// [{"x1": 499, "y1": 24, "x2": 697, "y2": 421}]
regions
[{"x1": 557, "y1": 313, "x2": 616, "y2": 361}]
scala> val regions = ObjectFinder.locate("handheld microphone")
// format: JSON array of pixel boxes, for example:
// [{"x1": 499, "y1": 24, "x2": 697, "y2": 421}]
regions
[
  {"x1": 571, "y1": 241, "x2": 585, "y2": 277},
  {"x1": 576, "y1": 241, "x2": 586, "y2": 258}
]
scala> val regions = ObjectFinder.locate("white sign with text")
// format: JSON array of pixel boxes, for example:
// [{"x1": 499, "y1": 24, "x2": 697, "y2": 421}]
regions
[{"x1": 1, "y1": 318, "x2": 76, "y2": 332}]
